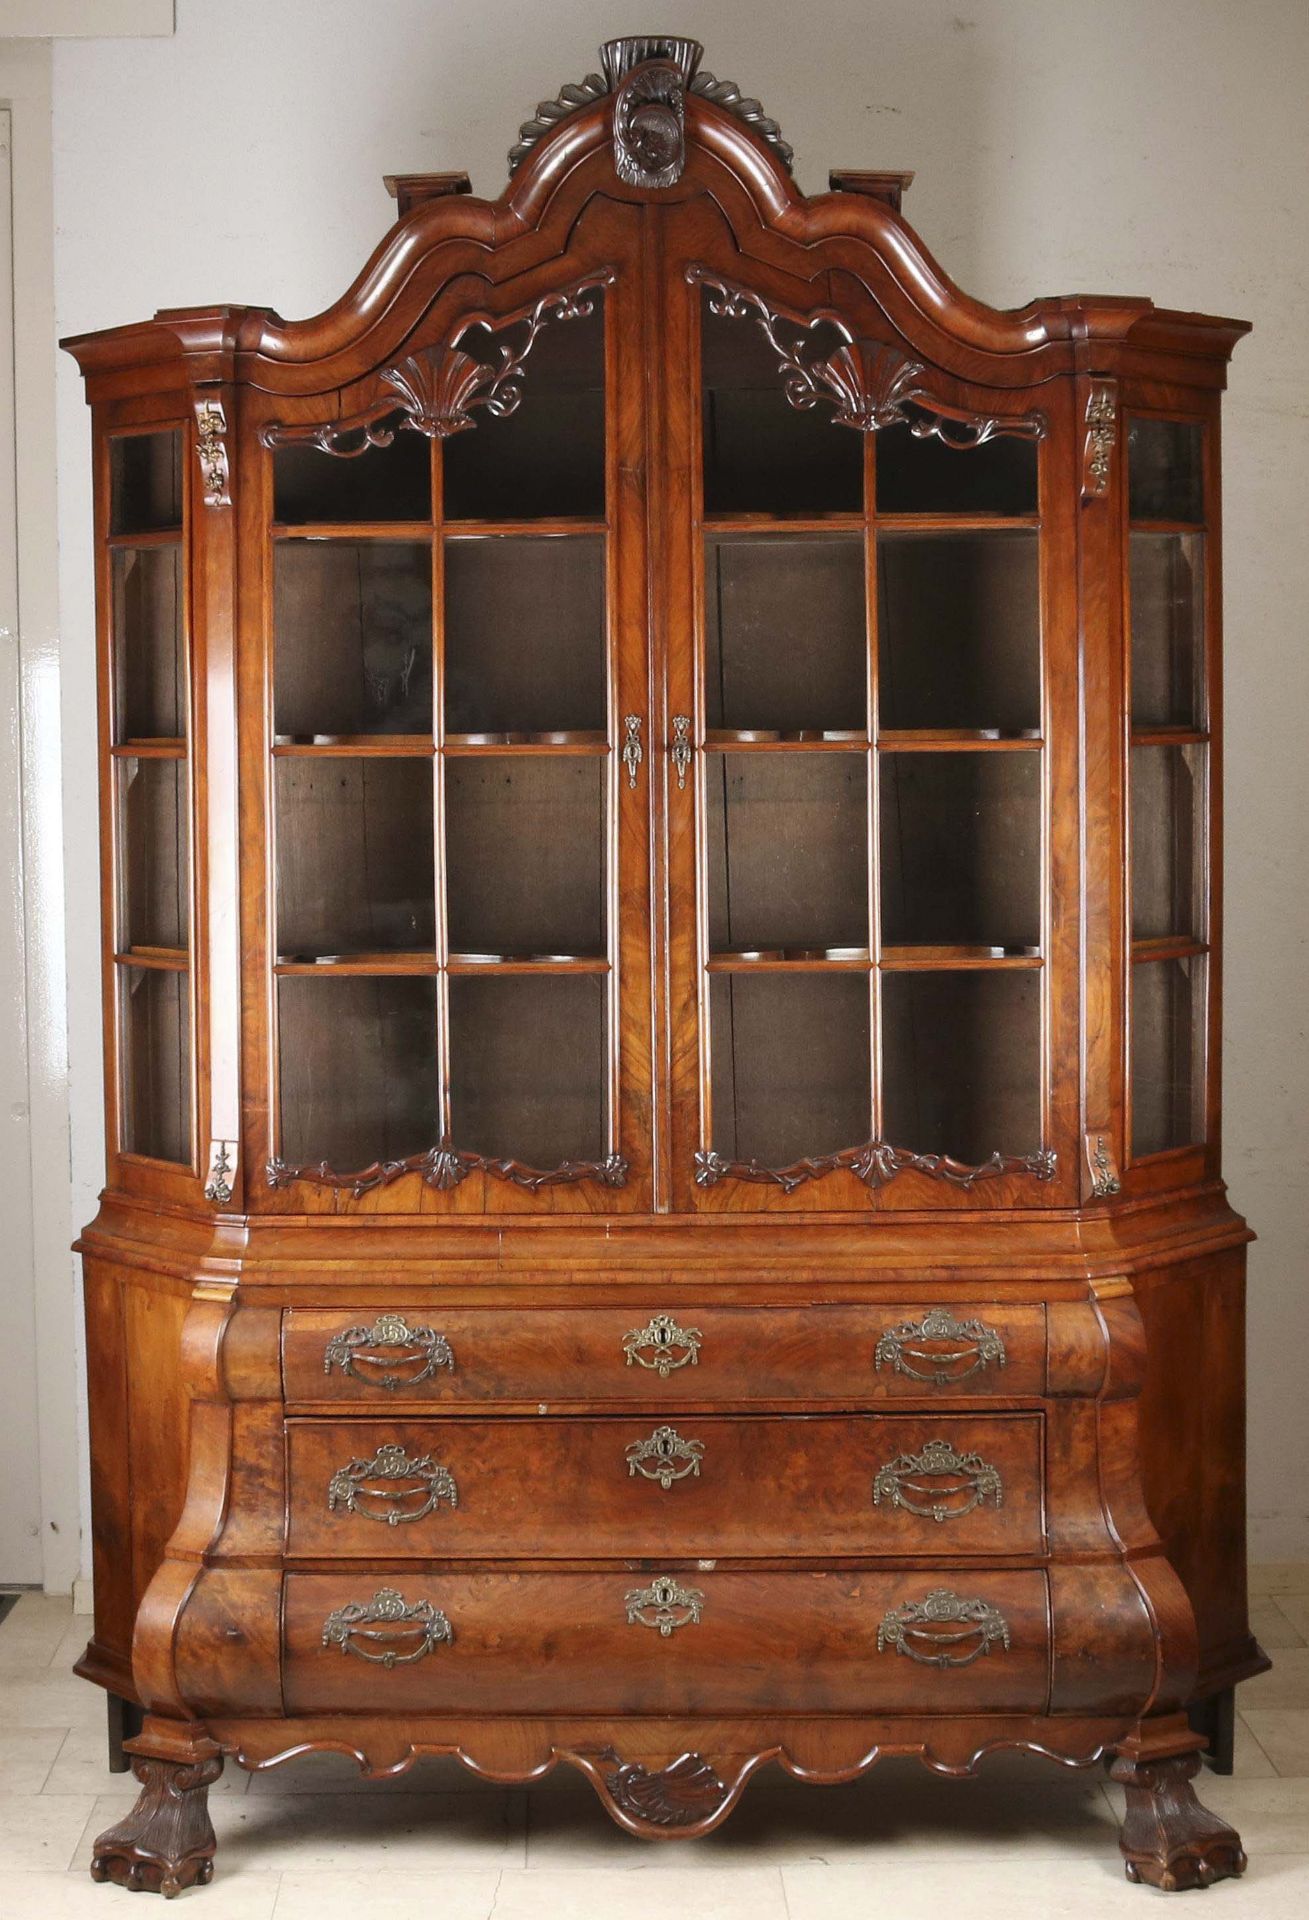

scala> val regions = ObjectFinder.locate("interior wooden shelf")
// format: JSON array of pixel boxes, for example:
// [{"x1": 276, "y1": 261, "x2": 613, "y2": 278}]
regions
[
  {"x1": 1129, "y1": 517, "x2": 1207, "y2": 535},
  {"x1": 1131, "y1": 934, "x2": 1209, "y2": 964},
  {"x1": 1130, "y1": 725, "x2": 1210, "y2": 748},
  {"x1": 879, "y1": 944, "x2": 1043, "y2": 970},
  {"x1": 271, "y1": 520, "x2": 433, "y2": 541},
  {"x1": 443, "y1": 731, "x2": 609, "y2": 755},
  {"x1": 106, "y1": 526, "x2": 182, "y2": 549},
  {"x1": 877, "y1": 729, "x2": 1043, "y2": 751},
  {"x1": 447, "y1": 952, "x2": 610, "y2": 974},
  {"x1": 703, "y1": 513, "x2": 865, "y2": 533},
  {"x1": 703, "y1": 729, "x2": 868, "y2": 751},
  {"x1": 274, "y1": 952, "x2": 439, "y2": 975},
  {"x1": 114, "y1": 946, "x2": 189, "y2": 972},
  {"x1": 445, "y1": 518, "x2": 608, "y2": 538},
  {"x1": 272, "y1": 734, "x2": 434, "y2": 756},
  {"x1": 874, "y1": 512, "x2": 1041, "y2": 532},
  {"x1": 111, "y1": 738, "x2": 187, "y2": 759},
  {"x1": 706, "y1": 947, "x2": 871, "y2": 972}
]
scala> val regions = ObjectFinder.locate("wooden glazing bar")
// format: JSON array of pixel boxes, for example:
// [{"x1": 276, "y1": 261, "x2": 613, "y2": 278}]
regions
[
  {"x1": 1129, "y1": 726, "x2": 1210, "y2": 748},
  {"x1": 702, "y1": 729, "x2": 868, "y2": 750},
  {"x1": 703, "y1": 513, "x2": 865, "y2": 533},
  {"x1": 1128, "y1": 516, "x2": 1207, "y2": 534},
  {"x1": 446, "y1": 953, "x2": 611, "y2": 975},
  {"x1": 875, "y1": 513, "x2": 1041, "y2": 532},
  {"x1": 443, "y1": 731, "x2": 609, "y2": 755}
]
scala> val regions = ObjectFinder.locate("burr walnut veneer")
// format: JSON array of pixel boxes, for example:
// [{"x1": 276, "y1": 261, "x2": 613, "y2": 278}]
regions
[{"x1": 64, "y1": 34, "x2": 1261, "y2": 1897}]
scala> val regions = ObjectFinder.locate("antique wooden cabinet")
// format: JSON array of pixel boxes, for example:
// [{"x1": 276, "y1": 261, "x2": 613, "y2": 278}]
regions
[{"x1": 65, "y1": 35, "x2": 1262, "y2": 1897}]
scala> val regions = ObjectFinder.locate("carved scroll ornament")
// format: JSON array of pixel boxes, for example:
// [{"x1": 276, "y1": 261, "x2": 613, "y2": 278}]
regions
[
  {"x1": 269, "y1": 1144, "x2": 628, "y2": 1197},
  {"x1": 261, "y1": 274, "x2": 613, "y2": 459},
  {"x1": 694, "y1": 1142, "x2": 1056, "y2": 1196},
  {"x1": 688, "y1": 268, "x2": 1047, "y2": 445}
]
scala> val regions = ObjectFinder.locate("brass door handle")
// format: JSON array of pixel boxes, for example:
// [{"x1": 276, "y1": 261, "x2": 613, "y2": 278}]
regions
[
  {"x1": 321, "y1": 1587, "x2": 452, "y2": 1667},
  {"x1": 625, "y1": 1425, "x2": 704, "y2": 1488},
  {"x1": 623, "y1": 713, "x2": 643, "y2": 788},
  {"x1": 671, "y1": 713, "x2": 692, "y2": 788},
  {"x1": 326, "y1": 1443, "x2": 458, "y2": 1526},
  {"x1": 322, "y1": 1313, "x2": 454, "y2": 1391}
]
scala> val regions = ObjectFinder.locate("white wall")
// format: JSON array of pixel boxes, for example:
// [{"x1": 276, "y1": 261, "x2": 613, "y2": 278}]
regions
[{"x1": 52, "y1": 0, "x2": 1309, "y2": 1569}]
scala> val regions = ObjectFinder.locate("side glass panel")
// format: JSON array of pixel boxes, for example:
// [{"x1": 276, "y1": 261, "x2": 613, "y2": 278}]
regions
[
  {"x1": 1126, "y1": 417, "x2": 1208, "y2": 1160},
  {"x1": 108, "y1": 427, "x2": 191, "y2": 1165},
  {"x1": 694, "y1": 283, "x2": 1046, "y2": 1195},
  {"x1": 269, "y1": 287, "x2": 620, "y2": 1189}
]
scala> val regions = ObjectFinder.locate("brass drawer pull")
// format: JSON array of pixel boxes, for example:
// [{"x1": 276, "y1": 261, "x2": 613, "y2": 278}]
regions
[
  {"x1": 323, "y1": 1313, "x2": 454, "y2": 1391},
  {"x1": 327, "y1": 1443, "x2": 458, "y2": 1526},
  {"x1": 626, "y1": 1574, "x2": 704, "y2": 1637},
  {"x1": 625, "y1": 1425, "x2": 704, "y2": 1489},
  {"x1": 872, "y1": 1438, "x2": 1004, "y2": 1523},
  {"x1": 321, "y1": 1587, "x2": 452, "y2": 1668},
  {"x1": 877, "y1": 1587, "x2": 1011, "y2": 1669},
  {"x1": 874, "y1": 1308, "x2": 1006, "y2": 1386},
  {"x1": 622, "y1": 1311, "x2": 702, "y2": 1377}
]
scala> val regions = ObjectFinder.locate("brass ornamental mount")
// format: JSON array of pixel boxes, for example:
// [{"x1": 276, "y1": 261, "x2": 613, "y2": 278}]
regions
[
  {"x1": 625, "y1": 1425, "x2": 705, "y2": 1489},
  {"x1": 327, "y1": 1443, "x2": 459, "y2": 1526},
  {"x1": 626, "y1": 1574, "x2": 706, "y2": 1636},
  {"x1": 323, "y1": 1313, "x2": 455, "y2": 1391},
  {"x1": 874, "y1": 1308, "x2": 1007, "y2": 1386},
  {"x1": 671, "y1": 714, "x2": 692, "y2": 789},
  {"x1": 622, "y1": 1311, "x2": 703, "y2": 1376},
  {"x1": 623, "y1": 713, "x2": 643, "y2": 789},
  {"x1": 877, "y1": 1588, "x2": 1012, "y2": 1669},
  {"x1": 872, "y1": 1438, "x2": 1004, "y2": 1524},
  {"x1": 321, "y1": 1587, "x2": 453, "y2": 1668}
]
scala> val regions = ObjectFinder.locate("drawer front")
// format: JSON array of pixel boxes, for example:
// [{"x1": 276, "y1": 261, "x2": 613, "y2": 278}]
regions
[
  {"x1": 282, "y1": 1303, "x2": 1046, "y2": 1405},
  {"x1": 283, "y1": 1569, "x2": 1050, "y2": 1715},
  {"x1": 286, "y1": 1413, "x2": 1044, "y2": 1558}
]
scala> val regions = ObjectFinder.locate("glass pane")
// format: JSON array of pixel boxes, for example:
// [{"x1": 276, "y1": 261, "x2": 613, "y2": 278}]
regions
[
  {"x1": 443, "y1": 294, "x2": 605, "y2": 520},
  {"x1": 706, "y1": 753, "x2": 868, "y2": 953},
  {"x1": 882, "y1": 971, "x2": 1041, "y2": 1161},
  {"x1": 1128, "y1": 418, "x2": 1204, "y2": 524},
  {"x1": 704, "y1": 535, "x2": 866, "y2": 734},
  {"x1": 275, "y1": 758, "x2": 434, "y2": 958},
  {"x1": 1130, "y1": 744, "x2": 1205, "y2": 942},
  {"x1": 710, "y1": 974, "x2": 871, "y2": 1165},
  {"x1": 878, "y1": 531, "x2": 1040, "y2": 733},
  {"x1": 117, "y1": 757, "x2": 188, "y2": 950},
  {"x1": 119, "y1": 966, "x2": 191, "y2": 1163},
  {"x1": 274, "y1": 542, "x2": 432, "y2": 738},
  {"x1": 876, "y1": 421, "x2": 1037, "y2": 515},
  {"x1": 1132, "y1": 955, "x2": 1205, "y2": 1156},
  {"x1": 113, "y1": 545, "x2": 184, "y2": 739},
  {"x1": 701, "y1": 288, "x2": 862, "y2": 514},
  {"x1": 272, "y1": 432, "x2": 430, "y2": 524},
  {"x1": 1130, "y1": 533, "x2": 1204, "y2": 729},
  {"x1": 110, "y1": 430, "x2": 182, "y2": 535},
  {"x1": 445, "y1": 758, "x2": 604, "y2": 956},
  {"x1": 277, "y1": 975, "x2": 438, "y2": 1169},
  {"x1": 444, "y1": 536, "x2": 606, "y2": 736},
  {"x1": 879, "y1": 753, "x2": 1040, "y2": 948},
  {"x1": 449, "y1": 975, "x2": 607, "y2": 1166}
]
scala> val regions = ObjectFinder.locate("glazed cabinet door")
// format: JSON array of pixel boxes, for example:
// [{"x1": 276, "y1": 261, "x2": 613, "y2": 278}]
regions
[
  {"x1": 659, "y1": 209, "x2": 1079, "y2": 1212},
  {"x1": 255, "y1": 209, "x2": 655, "y2": 1211}
]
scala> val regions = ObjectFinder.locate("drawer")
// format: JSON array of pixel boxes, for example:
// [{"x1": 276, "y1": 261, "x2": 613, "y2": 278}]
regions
[
  {"x1": 285, "y1": 1412, "x2": 1044, "y2": 1558},
  {"x1": 282, "y1": 1303, "x2": 1046, "y2": 1405},
  {"x1": 283, "y1": 1568, "x2": 1050, "y2": 1715}
]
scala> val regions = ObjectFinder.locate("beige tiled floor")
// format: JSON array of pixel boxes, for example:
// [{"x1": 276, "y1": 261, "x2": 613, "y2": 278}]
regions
[{"x1": 0, "y1": 1575, "x2": 1307, "y2": 1916}]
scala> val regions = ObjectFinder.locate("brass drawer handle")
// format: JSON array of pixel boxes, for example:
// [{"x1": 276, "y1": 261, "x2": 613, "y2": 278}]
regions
[
  {"x1": 625, "y1": 1425, "x2": 704, "y2": 1488},
  {"x1": 877, "y1": 1587, "x2": 1011, "y2": 1669},
  {"x1": 874, "y1": 1308, "x2": 1006, "y2": 1386},
  {"x1": 626, "y1": 1574, "x2": 705, "y2": 1637},
  {"x1": 622, "y1": 1311, "x2": 702, "y2": 1377},
  {"x1": 327, "y1": 1443, "x2": 458, "y2": 1526},
  {"x1": 872, "y1": 1438, "x2": 1004, "y2": 1524},
  {"x1": 323, "y1": 1313, "x2": 454, "y2": 1391},
  {"x1": 321, "y1": 1587, "x2": 452, "y2": 1668}
]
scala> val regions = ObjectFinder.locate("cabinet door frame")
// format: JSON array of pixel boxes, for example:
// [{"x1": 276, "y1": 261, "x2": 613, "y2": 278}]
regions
[{"x1": 657, "y1": 199, "x2": 1081, "y2": 1214}]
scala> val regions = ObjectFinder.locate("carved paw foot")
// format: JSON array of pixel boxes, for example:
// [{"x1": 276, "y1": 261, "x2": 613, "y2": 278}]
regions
[
  {"x1": 89, "y1": 1754, "x2": 223, "y2": 1896},
  {"x1": 1110, "y1": 1748, "x2": 1247, "y2": 1890}
]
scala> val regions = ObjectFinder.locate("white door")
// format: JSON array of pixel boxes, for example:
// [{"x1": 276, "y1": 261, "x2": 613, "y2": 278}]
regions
[{"x1": 0, "y1": 104, "x2": 45, "y2": 1585}]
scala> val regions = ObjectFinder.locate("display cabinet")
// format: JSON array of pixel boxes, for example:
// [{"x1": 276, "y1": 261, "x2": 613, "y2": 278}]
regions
[{"x1": 65, "y1": 35, "x2": 1260, "y2": 1897}]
